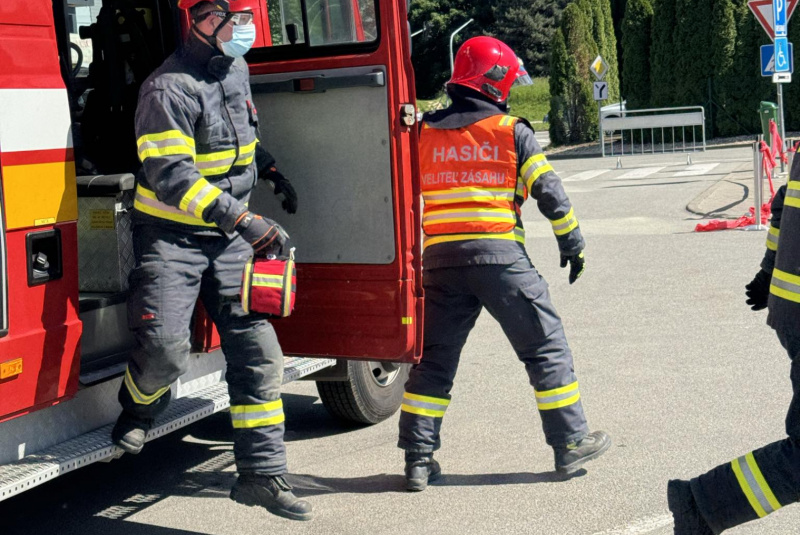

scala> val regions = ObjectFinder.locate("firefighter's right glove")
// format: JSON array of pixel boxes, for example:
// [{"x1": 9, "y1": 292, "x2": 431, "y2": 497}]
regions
[
  {"x1": 560, "y1": 252, "x2": 585, "y2": 285},
  {"x1": 745, "y1": 269, "x2": 772, "y2": 311},
  {"x1": 235, "y1": 211, "x2": 288, "y2": 257}
]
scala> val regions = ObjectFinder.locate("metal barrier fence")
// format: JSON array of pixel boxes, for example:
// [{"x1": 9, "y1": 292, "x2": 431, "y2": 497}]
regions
[{"x1": 600, "y1": 106, "x2": 707, "y2": 157}]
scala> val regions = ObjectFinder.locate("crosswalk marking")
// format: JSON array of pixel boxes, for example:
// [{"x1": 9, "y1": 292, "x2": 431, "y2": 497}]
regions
[
  {"x1": 674, "y1": 163, "x2": 719, "y2": 177},
  {"x1": 617, "y1": 167, "x2": 665, "y2": 180},
  {"x1": 563, "y1": 169, "x2": 610, "y2": 182}
]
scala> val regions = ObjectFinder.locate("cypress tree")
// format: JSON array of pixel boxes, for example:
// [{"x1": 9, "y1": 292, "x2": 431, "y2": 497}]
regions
[
  {"x1": 650, "y1": 0, "x2": 676, "y2": 107},
  {"x1": 709, "y1": 0, "x2": 739, "y2": 136},
  {"x1": 549, "y1": 4, "x2": 599, "y2": 143},
  {"x1": 549, "y1": 29, "x2": 570, "y2": 145},
  {"x1": 673, "y1": 0, "x2": 713, "y2": 106},
  {"x1": 601, "y1": 0, "x2": 621, "y2": 102},
  {"x1": 621, "y1": 0, "x2": 653, "y2": 109}
]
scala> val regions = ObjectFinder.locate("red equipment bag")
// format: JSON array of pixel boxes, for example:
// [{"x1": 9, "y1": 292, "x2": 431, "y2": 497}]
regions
[{"x1": 241, "y1": 248, "x2": 296, "y2": 317}]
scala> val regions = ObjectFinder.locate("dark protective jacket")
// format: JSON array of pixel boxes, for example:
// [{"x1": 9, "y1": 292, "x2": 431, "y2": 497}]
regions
[
  {"x1": 420, "y1": 87, "x2": 585, "y2": 269},
  {"x1": 762, "y1": 169, "x2": 800, "y2": 334},
  {"x1": 132, "y1": 33, "x2": 275, "y2": 234}
]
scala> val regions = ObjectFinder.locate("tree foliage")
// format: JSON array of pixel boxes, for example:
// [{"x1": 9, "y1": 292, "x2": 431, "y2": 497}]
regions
[
  {"x1": 549, "y1": 4, "x2": 599, "y2": 144},
  {"x1": 491, "y1": 0, "x2": 570, "y2": 78},
  {"x1": 649, "y1": 0, "x2": 675, "y2": 107},
  {"x1": 621, "y1": 0, "x2": 652, "y2": 109}
]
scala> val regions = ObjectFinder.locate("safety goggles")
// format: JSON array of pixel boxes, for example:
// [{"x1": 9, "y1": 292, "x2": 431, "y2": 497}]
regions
[{"x1": 200, "y1": 10, "x2": 254, "y2": 26}]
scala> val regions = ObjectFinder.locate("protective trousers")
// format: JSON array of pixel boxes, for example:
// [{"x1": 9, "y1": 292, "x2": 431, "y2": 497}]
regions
[
  {"x1": 398, "y1": 255, "x2": 589, "y2": 453},
  {"x1": 118, "y1": 224, "x2": 287, "y2": 475},
  {"x1": 689, "y1": 331, "x2": 800, "y2": 533}
]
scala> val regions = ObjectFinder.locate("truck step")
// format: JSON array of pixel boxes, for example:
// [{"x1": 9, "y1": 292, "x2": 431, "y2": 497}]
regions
[{"x1": 0, "y1": 356, "x2": 335, "y2": 503}]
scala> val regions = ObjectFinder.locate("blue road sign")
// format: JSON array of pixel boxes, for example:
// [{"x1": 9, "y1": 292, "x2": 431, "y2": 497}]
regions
[
  {"x1": 761, "y1": 42, "x2": 794, "y2": 75},
  {"x1": 775, "y1": 0, "x2": 788, "y2": 37},
  {"x1": 776, "y1": 37, "x2": 792, "y2": 72}
]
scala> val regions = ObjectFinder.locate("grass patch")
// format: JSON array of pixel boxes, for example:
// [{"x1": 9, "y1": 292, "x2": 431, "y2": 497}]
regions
[
  {"x1": 508, "y1": 78, "x2": 550, "y2": 123},
  {"x1": 417, "y1": 77, "x2": 551, "y2": 123}
]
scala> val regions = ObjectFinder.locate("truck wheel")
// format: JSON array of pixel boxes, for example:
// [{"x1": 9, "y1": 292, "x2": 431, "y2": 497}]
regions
[{"x1": 316, "y1": 361, "x2": 410, "y2": 425}]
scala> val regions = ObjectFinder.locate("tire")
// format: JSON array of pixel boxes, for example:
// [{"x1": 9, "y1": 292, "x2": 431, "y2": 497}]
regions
[{"x1": 316, "y1": 360, "x2": 410, "y2": 425}]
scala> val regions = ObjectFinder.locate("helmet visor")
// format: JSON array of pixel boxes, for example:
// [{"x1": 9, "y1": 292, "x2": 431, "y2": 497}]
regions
[{"x1": 513, "y1": 61, "x2": 533, "y2": 87}]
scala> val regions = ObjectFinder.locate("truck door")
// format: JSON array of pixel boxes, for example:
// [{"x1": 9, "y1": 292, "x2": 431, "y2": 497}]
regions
[{"x1": 244, "y1": 0, "x2": 422, "y2": 363}]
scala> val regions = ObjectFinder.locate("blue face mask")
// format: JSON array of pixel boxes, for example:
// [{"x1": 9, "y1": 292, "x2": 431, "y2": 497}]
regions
[{"x1": 219, "y1": 23, "x2": 256, "y2": 58}]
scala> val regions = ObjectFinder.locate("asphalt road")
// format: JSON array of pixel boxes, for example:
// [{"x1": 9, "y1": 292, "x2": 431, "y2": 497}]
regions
[{"x1": 2, "y1": 146, "x2": 795, "y2": 535}]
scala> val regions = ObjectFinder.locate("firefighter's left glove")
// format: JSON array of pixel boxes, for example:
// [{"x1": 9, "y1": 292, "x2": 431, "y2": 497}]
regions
[
  {"x1": 745, "y1": 269, "x2": 771, "y2": 311},
  {"x1": 560, "y1": 252, "x2": 585, "y2": 285},
  {"x1": 263, "y1": 168, "x2": 298, "y2": 214},
  {"x1": 235, "y1": 211, "x2": 289, "y2": 257}
]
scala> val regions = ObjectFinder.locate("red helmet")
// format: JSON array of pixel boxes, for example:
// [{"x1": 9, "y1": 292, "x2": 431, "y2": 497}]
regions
[{"x1": 448, "y1": 36, "x2": 532, "y2": 102}]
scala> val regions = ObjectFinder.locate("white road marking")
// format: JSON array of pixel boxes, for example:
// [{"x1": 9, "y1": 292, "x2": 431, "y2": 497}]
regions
[
  {"x1": 590, "y1": 514, "x2": 674, "y2": 535},
  {"x1": 617, "y1": 167, "x2": 665, "y2": 179},
  {"x1": 563, "y1": 169, "x2": 611, "y2": 182},
  {"x1": 674, "y1": 163, "x2": 719, "y2": 177}
]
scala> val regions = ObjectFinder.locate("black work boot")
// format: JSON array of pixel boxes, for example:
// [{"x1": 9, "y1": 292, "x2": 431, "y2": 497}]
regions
[
  {"x1": 405, "y1": 451, "x2": 441, "y2": 492},
  {"x1": 553, "y1": 430, "x2": 611, "y2": 474},
  {"x1": 667, "y1": 479, "x2": 713, "y2": 535},
  {"x1": 111, "y1": 411, "x2": 153, "y2": 454},
  {"x1": 230, "y1": 474, "x2": 313, "y2": 521}
]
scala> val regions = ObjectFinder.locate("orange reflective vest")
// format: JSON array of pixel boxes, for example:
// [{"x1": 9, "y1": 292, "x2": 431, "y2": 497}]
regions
[{"x1": 419, "y1": 115, "x2": 523, "y2": 247}]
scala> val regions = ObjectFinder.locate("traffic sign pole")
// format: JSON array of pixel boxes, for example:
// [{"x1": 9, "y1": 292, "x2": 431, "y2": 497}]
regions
[{"x1": 779, "y1": 81, "x2": 787, "y2": 171}]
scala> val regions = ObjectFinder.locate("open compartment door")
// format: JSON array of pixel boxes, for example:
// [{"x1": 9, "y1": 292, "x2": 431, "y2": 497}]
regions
[{"x1": 244, "y1": 0, "x2": 422, "y2": 363}]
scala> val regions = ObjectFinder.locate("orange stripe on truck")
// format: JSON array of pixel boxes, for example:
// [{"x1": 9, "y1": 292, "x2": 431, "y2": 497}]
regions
[{"x1": 1, "y1": 152, "x2": 77, "y2": 229}]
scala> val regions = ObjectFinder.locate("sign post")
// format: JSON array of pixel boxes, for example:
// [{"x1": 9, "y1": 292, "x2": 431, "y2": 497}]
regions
[
  {"x1": 775, "y1": 0, "x2": 789, "y2": 170},
  {"x1": 591, "y1": 56, "x2": 609, "y2": 156}
]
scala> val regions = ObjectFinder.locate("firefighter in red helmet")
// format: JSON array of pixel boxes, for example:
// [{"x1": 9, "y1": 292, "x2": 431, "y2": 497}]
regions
[
  {"x1": 398, "y1": 36, "x2": 610, "y2": 491},
  {"x1": 111, "y1": 0, "x2": 309, "y2": 520}
]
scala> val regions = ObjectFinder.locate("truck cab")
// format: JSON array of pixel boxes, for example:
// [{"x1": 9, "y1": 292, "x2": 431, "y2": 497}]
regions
[{"x1": 0, "y1": 0, "x2": 421, "y2": 500}]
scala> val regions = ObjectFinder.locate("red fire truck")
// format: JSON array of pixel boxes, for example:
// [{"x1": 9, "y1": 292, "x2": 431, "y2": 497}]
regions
[{"x1": 0, "y1": 0, "x2": 421, "y2": 501}]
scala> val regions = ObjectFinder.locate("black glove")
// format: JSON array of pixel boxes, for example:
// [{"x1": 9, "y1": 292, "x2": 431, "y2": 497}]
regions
[
  {"x1": 560, "y1": 252, "x2": 585, "y2": 285},
  {"x1": 235, "y1": 211, "x2": 288, "y2": 257},
  {"x1": 263, "y1": 168, "x2": 298, "y2": 214},
  {"x1": 745, "y1": 269, "x2": 772, "y2": 311}
]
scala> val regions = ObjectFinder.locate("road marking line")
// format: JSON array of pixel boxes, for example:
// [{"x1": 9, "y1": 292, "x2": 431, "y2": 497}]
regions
[
  {"x1": 674, "y1": 163, "x2": 719, "y2": 177},
  {"x1": 590, "y1": 514, "x2": 673, "y2": 535},
  {"x1": 617, "y1": 167, "x2": 665, "y2": 179},
  {"x1": 563, "y1": 170, "x2": 611, "y2": 182}
]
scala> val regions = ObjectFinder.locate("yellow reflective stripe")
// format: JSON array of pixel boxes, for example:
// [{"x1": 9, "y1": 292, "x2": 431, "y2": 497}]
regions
[
  {"x1": 232, "y1": 415, "x2": 285, "y2": 428},
  {"x1": 230, "y1": 400, "x2": 283, "y2": 413},
  {"x1": 499, "y1": 116, "x2": 515, "y2": 127},
  {"x1": 179, "y1": 179, "x2": 210, "y2": 212},
  {"x1": 520, "y1": 154, "x2": 546, "y2": 180},
  {"x1": 766, "y1": 226, "x2": 780, "y2": 251},
  {"x1": 193, "y1": 187, "x2": 223, "y2": 218},
  {"x1": 134, "y1": 185, "x2": 216, "y2": 227},
  {"x1": 139, "y1": 145, "x2": 196, "y2": 162},
  {"x1": 535, "y1": 381, "x2": 581, "y2": 411},
  {"x1": 526, "y1": 163, "x2": 554, "y2": 191},
  {"x1": 401, "y1": 404, "x2": 447, "y2": 417},
  {"x1": 774, "y1": 267, "x2": 800, "y2": 285},
  {"x1": 770, "y1": 268, "x2": 800, "y2": 303},
  {"x1": 535, "y1": 381, "x2": 579, "y2": 399},
  {"x1": 423, "y1": 228, "x2": 526, "y2": 248},
  {"x1": 404, "y1": 392, "x2": 451, "y2": 406},
  {"x1": 551, "y1": 207, "x2": 579, "y2": 236},
  {"x1": 732, "y1": 456, "x2": 766, "y2": 517},
  {"x1": 234, "y1": 140, "x2": 258, "y2": 166},
  {"x1": 537, "y1": 392, "x2": 581, "y2": 410},
  {"x1": 124, "y1": 367, "x2": 169, "y2": 405},
  {"x1": 242, "y1": 258, "x2": 253, "y2": 314},
  {"x1": 282, "y1": 258, "x2": 294, "y2": 317},
  {"x1": 196, "y1": 149, "x2": 237, "y2": 163},
  {"x1": 746, "y1": 452, "x2": 782, "y2": 513},
  {"x1": 137, "y1": 130, "x2": 195, "y2": 147}
]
